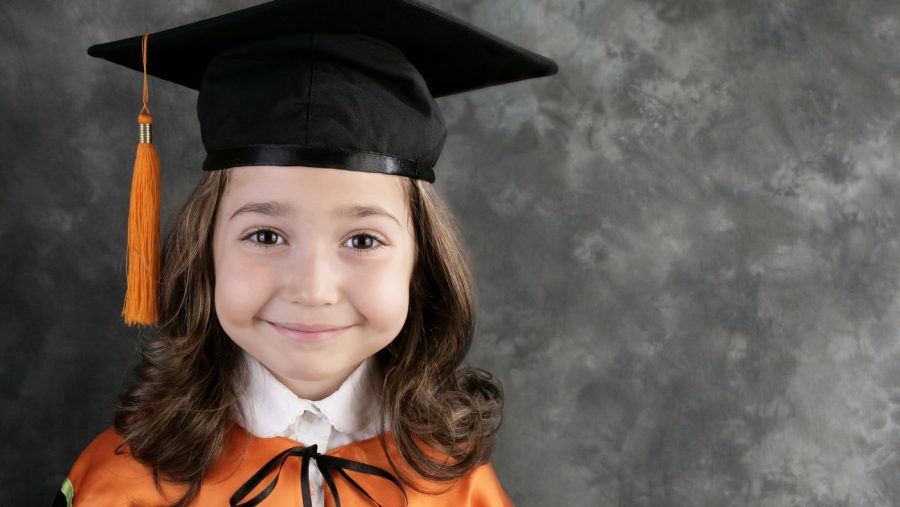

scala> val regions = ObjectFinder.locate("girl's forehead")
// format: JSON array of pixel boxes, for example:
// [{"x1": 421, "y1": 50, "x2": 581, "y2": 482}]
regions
[
  {"x1": 221, "y1": 165, "x2": 410, "y2": 215},
  {"x1": 229, "y1": 165, "x2": 404, "y2": 192}
]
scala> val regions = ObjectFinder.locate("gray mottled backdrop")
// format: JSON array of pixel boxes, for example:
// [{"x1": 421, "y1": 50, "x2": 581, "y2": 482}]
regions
[{"x1": 4, "y1": 0, "x2": 900, "y2": 505}]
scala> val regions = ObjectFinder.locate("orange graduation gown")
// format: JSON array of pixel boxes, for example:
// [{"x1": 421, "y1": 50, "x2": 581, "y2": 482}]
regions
[{"x1": 56, "y1": 423, "x2": 514, "y2": 506}]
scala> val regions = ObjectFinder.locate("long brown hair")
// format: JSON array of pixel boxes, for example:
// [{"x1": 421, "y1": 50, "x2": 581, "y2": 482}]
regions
[{"x1": 113, "y1": 168, "x2": 504, "y2": 505}]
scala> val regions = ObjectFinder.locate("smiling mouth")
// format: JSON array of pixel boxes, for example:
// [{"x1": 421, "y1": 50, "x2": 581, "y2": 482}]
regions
[
  {"x1": 268, "y1": 321, "x2": 351, "y2": 332},
  {"x1": 266, "y1": 321, "x2": 352, "y2": 343}
]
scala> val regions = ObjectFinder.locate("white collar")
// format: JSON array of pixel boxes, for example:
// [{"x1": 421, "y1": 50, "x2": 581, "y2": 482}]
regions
[{"x1": 238, "y1": 351, "x2": 379, "y2": 439}]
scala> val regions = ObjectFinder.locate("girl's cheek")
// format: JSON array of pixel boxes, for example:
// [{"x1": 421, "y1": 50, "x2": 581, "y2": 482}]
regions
[
  {"x1": 351, "y1": 263, "x2": 411, "y2": 329},
  {"x1": 215, "y1": 255, "x2": 275, "y2": 314}
]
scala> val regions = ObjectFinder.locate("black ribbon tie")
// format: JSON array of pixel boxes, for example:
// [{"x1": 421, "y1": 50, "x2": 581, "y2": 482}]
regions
[{"x1": 229, "y1": 444, "x2": 408, "y2": 507}]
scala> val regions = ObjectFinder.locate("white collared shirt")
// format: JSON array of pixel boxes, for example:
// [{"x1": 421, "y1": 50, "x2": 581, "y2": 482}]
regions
[{"x1": 236, "y1": 351, "x2": 383, "y2": 507}]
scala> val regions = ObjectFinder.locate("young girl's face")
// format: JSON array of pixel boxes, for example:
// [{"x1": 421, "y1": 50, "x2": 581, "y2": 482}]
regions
[{"x1": 212, "y1": 166, "x2": 416, "y2": 400}]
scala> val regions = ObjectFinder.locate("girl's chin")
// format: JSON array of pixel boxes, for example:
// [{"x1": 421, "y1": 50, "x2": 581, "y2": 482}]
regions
[
  {"x1": 269, "y1": 367, "x2": 354, "y2": 399},
  {"x1": 265, "y1": 359, "x2": 344, "y2": 383}
]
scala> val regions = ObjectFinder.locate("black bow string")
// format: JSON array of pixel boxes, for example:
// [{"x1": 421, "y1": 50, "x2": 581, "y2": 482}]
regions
[{"x1": 229, "y1": 444, "x2": 408, "y2": 507}]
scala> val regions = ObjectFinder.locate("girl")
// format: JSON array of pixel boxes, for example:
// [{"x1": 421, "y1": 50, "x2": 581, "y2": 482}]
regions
[{"x1": 59, "y1": 0, "x2": 557, "y2": 505}]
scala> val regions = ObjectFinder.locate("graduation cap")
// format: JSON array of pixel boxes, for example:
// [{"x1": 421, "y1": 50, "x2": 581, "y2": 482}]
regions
[{"x1": 87, "y1": 0, "x2": 558, "y2": 327}]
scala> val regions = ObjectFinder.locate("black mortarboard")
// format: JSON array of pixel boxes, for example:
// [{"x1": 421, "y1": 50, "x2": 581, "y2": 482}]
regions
[
  {"x1": 86, "y1": 0, "x2": 558, "y2": 325},
  {"x1": 88, "y1": 0, "x2": 558, "y2": 182}
]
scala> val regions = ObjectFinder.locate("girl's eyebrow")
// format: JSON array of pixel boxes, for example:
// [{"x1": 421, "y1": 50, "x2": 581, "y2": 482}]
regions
[
  {"x1": 229, "y1": 200, "x2": 293, "y2": 222},
  {"x1": 335, "y1": 204, "x2": 401, "y2": 227},
  {"x1": 229, "y1": 200, "x2": 401, "y2": 227}
]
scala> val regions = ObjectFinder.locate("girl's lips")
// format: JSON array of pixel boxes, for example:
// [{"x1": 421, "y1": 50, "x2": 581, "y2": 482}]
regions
[
  {"x1": 266, "y1": 321, "x2": 352, "y2": 343},
  {"x1": 269, "y1": 321, "x2": 348, "y2": 332}
]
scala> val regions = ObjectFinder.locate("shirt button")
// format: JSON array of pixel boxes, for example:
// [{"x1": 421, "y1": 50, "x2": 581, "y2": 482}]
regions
[{"x1": 301, "y1": 410, "x2": 318, "y2": 423}]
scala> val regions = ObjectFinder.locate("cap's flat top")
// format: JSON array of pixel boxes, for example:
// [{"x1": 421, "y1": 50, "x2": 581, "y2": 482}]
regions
[{"x1": 86, "y1": 0, "x2": 558, "y2": 98}]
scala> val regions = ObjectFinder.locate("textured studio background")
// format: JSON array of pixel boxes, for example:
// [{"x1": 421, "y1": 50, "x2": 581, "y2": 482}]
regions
[{"x1": 4, "y1": 0, "x2": 900, "y2": 505}]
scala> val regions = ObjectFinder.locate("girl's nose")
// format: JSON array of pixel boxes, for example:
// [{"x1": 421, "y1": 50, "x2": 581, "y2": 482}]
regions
[{"x1": 280, "y1": 244, "x2": 340, "y2": 306}]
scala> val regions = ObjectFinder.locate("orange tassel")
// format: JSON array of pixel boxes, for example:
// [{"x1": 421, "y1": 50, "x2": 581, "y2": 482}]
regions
[{"x1": 122, "y1": 33, "x2": 160, "y2": 326}]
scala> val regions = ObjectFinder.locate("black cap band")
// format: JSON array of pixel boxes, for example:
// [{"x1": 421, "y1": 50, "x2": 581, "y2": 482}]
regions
[{"x1": 202, "y1": 144, "x2": 433, "y2": 182}]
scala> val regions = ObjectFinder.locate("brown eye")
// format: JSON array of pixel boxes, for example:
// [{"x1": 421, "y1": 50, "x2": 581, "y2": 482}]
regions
[
  {"x1": 345, "y1": 233, "x2": 385, "y2": 254},
  {"x1": 351, "y1": 235, "x2": 375, "y2": 249},
  {"x1": 255, "y1": 230, "x2": 280, "y2": 244},
  {"x1": 244, "y1": 228, "x2": 284, "y2": 248}
]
